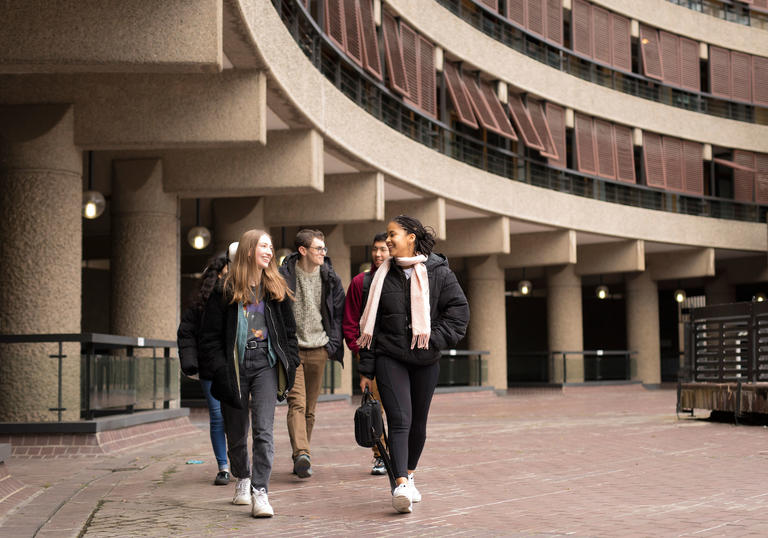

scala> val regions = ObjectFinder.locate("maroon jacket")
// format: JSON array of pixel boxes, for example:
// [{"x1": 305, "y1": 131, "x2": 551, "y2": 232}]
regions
[{"x1": 342, "y1": 265, "x2": 379, "y2": 355}]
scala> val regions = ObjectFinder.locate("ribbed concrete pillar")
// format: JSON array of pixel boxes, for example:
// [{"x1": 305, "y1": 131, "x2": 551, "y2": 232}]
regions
[
  {"x1": 467, "y1": 255, "x2": 507, "y2": 390},
  {"x1": 626, "y1": 271, "x2": 661, "y2": 386},
  {"x1": 324, "y1": 225, "x2": 352, "y2": 396},
  {"x1": 547, "y1": 264, "x2": 584, "y2": 383},
  {"x1": 0, "y1": 105, "x2": 81, "y2": 421},
  {"x1": 212, "y1": 197, "x2": 264, "y2": 253},
  {"x1": 111, "y1": 159, "x2": 180, "y2": 408},
  {"x1": 704, "y1": 276, "x2": 735, "y2": 306}
]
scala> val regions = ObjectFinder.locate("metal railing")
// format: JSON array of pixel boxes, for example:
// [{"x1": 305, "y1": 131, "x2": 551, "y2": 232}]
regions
[
  {"x1": 439, "y1": 349, "x2": 489, "y2": 386},
  {"x1": 666, "y1": 0, "x2": 768, "y2": 29},
  {"x1": 438, "y1": 0, "x2": 765, "y2": 124},
  {"x1": 0, "y1": 333, "x2": 176, "y2": 421},
  {"x1": 509, "y1": 350, "x2": 637, "y2": 383},
  {"x1": 271, "y1": 0, "x2": 767, "y2": 223}
]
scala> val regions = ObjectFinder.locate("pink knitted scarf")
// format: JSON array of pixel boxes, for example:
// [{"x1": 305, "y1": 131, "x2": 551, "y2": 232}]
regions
[{"x1": 357, "y1": 255, "x2": 430, "y2": 350}]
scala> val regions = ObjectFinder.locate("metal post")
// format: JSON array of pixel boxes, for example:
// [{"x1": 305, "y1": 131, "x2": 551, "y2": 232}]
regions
[
  {"x1": 562, "y1": 352, "x2": 567, "y2": 384},
  {"x1": 85, "y1": 342, "x2": 93, "y2": 420},
  {"x1": 477, "y1": 354, "x2": 482, "y2": 386},
  {"x1": 152, "y1": 346, "x2": 157, "y2": 409},
  {"x1": 164, "y1": 346, "x2": 171, "y2": 408},
  {"x1": 48, "y1": 340, "x2": 66, "y2": 422}
]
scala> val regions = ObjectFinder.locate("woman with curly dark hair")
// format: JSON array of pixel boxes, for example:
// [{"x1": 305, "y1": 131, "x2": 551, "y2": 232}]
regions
[
  {"x1": 177, "y1": 253, "x2": 230, "y2": 486},
  {"x1": 199, "y1": 229, "x2": 300, "y2": 518},
  {"x1": 358, "y1": 215, "x2": 470, "y2": 514}
]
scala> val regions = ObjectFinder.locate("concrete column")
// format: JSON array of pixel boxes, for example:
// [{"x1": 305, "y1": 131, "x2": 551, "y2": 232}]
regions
[
  {"x1": 467, "y1": 255, "x2": 507, "y2": 390},
  {"x1": 0, "y1": 105, "x2": 81, "y2": 421},
  {"x1": 626, "y1": 271, "x2": 661, "y2": 386},
  {"x1": 324, "y1": 225, "x2": 352, "y2": 396},
  {"x1": 705, "y1": 276, "x2": 735, "y2": 306},
  {"x1": 111, "y1": 159, "x2": 179, "y2": 408},
  {"x1": 212, "y1": 197, "x2": 264, "y2": 252},
  {"x1": 547, "y1": 264, "x2": 584, "y2": 383}
]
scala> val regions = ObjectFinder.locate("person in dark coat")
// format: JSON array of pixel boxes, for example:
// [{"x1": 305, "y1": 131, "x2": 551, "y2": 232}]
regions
[
  {"x1": 279, "y1": 229, "x2": 345, "y2": 478},
  {"x1": 177, "y1": 253, "x2": 230, "y2": 486},
  {"x1": 358, "y1": 215, "x2": 470, "y2": 514},
  {"x1": 199, "y1": 229, "x2": 300, "y2": 518}
]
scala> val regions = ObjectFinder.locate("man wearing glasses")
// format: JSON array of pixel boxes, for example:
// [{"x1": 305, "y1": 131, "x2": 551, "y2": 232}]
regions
[{"x1": 279, "y1": 229, "x2": 345, "y2": 478}]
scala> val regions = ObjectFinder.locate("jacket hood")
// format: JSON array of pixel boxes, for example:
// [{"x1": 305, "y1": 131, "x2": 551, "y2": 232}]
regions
[{"x1": 425, "y1": 252, "x2": 449, "y2": 270}]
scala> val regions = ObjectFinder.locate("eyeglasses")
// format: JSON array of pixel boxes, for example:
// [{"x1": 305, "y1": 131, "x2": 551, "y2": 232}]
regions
[{"x1": 308, "y1": 246, "x2": 328, "y2": 253}]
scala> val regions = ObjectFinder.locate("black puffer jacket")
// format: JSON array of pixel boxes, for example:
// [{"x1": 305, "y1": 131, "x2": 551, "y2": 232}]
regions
[
  {"x1": 358, "y1": 253, "x2": 470, "y2": 378},
  {"x1": 280, "y1": 252, "x2": 346, "y2": 365},
  {"x1": 177, "y1": 305, "x2": 203, "y2": 376},
  {"x1": 199, "y1": 284, "x2": 300, "y2": 409}
]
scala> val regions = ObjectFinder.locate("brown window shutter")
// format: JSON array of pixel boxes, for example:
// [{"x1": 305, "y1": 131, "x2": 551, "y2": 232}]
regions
[
  {"x1": 528, "y1": 98, "x2": 558, "y2": 159},
  {"x1": 592, "y1": 7, "x2": 612, "y2": 66},
  {"x1": 680, "y1": 37, "x2": 700, "y2": 92},
  {"x1": 546, "y1": 0, "x2": 563, "y2": 44},
  {"x1": 614, "y1": 124, "x2": 636, "y2": 183},
  {"x1": 479, "y1": 0, "x2": 499, "y2": 10},
  {"x1": 682, "y1": 140, "x2": 703, "y2": 195},
  {"x1": 754, "y1": 55, "x2": 768, "y2": 106},
  {"x1": 507, "y1": 0, "x2": 526, "y2": 27},
  {"x1": 418, "y1": 36, "x2": 437, "y2": 118},
  {"x1": 479, "y1": 82, "x2": 518, "y2": 140},
  {"x1": 662, "y1": 136, "x2": 684, "y2": 192},
  {"x1": 527, "y1": 0, "x2": 545, "y2": 37},
  {"x1": 359, "y1": 0, "x2": 382, "y2": 80},
  {"x1": 709, "y1": 46, "x2": 731, "y2": 99},
  {"x1": 733, "y1": 150, "x2": 756, "y2": 202},
  {"x1": 611, "y1": 14, "x2": 631, "y2": 73},
  {"x1": 594, "y1": 119, "x2": 617, "y2": 179},
  {"x1": 382, "y1": 12, "x2": 409, "y2": 96},
  {"x1": 639, "y1": 25, "x2": 663, "y2": 80},
  {"x1": 575, "y1": 113, "x2": 597, "y2": 175},
  {"x1": 643, "y1": 132, "x2": 666, "y2": 188},
  {"x1": 572, "y1": 0, "x2": 592, "y2": 58},
  {"x1": 756, "y1": 153, "x2": 768, "y2": 204},
  {"x1": 508, "y1": 93, "x2": 546, "y2": 151},
  {"x1": 399, "y1": 21, "x2": 420, "y2": 108},
  {"x1": 463, "y1": 73, "x2": 503, "y2": 134},
  {"x1": 324, "y1": 0, "x2": 346, "y2": 51},
  {"x1": 443, "y1": 62, "x2": 479, "y2": 129},
  {"x1": 731, "y1": 51, "x2": 752, "y2": 103},
  {"x1": 546, "y1": 103, "x2": 567, "y2": 168},
  {"x1": 343, "y1": 0, "x2": 364, "y2": 67},
  {"x1": 659, "y1": 31, "x2": 681, "y2": 88}
]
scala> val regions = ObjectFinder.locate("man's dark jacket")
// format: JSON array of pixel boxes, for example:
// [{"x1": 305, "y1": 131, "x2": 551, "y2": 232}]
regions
[
  {"x1": 198, "y1": 284, "x2": 300, "y2": 409},
  {"x1": 358, "y1": 253, "x2": 469, "y2": 378},
  {"x1": 279, "y1": 252, "x2": 346, "y2": 365}
]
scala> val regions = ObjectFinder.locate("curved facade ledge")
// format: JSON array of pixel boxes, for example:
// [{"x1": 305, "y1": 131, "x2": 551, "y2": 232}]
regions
[
  {"x1": 232, "y1": 0, "x2": 765, "y2": 252},
  {"x1": 594, "y1": 0, "x2": 768, "y2": 57},
  {"x1": 387, "y1": 0, "x2": 768, "y2": 153}
]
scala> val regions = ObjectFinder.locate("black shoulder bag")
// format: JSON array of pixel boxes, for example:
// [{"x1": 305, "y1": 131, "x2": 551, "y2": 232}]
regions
[{"x1": 354, "y1": 387, "x2": 396, "y2": 489}]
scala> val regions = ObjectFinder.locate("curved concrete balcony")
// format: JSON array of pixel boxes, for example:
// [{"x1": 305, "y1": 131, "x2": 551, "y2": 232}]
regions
[{"x1": 230, "y1": 0, "x2": 765, "y2": 254}]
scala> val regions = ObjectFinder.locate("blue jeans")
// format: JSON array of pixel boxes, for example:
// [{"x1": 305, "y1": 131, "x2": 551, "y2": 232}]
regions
[{"x1": 200, "y1": 379, "x2": 228, "y2": 470}]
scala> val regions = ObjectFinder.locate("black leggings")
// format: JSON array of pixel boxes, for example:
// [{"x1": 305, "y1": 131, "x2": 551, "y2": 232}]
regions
[{"x1": 375, "y1": 356, "x2": 440, "y2": 480}]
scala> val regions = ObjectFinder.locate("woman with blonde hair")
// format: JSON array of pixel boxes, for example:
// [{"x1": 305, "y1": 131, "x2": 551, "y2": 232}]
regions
[{"x1": 200, "y1": 229, "x2": 300, "y2": 518}]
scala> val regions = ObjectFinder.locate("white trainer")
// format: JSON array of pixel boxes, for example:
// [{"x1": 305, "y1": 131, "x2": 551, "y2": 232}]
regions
[
  {"x1": 391, "y1": 482, "x2": 413, "y2": 513},
  {"x1": 232, "y1": 477, "x2": 252, "y2": 505},
  {"x1": 251, "y1": 487, "x2": 274, "y2": 518},
  {"x1": 408, "y1": 473, "x2": 422, "y2": 503}
]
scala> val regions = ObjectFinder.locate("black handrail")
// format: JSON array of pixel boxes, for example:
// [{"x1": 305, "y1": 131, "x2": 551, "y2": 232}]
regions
[
  {"x1": 271, "y1": 0, "x2": 767, "y2": 223},
  {"x1": 437, "y1": 0, "x2": 764, "y2": 125},
  {"x1": 666, "y1": 0, "x2": 768, "y2": 29}
]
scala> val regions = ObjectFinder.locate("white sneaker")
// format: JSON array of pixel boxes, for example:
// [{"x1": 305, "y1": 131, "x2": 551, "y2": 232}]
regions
[
  {"x1": 251, "y1": 487, "x2": 274, "y2": 518},
  {"x1": 408, "y1": 473, "x2": 422, "y2": 503},
  {"x1": 232, "y1": 478, "x2": 251, "y2": 505},
  {"x1": 391, "y1": 482, "x2": 412, "y2": 513}
]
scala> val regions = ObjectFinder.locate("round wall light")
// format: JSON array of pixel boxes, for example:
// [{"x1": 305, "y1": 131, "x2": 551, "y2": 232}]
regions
[
  {"x1": 518, "y1": 279, "x2": 532, "y2": 296},
  {"x1": 674, "y1": 289, "x2": 687, "y2": 303},
  {"x1": 595, "y1": 284, "x2": 609, "y2": 300},
  {"x1": 82, "y1": 190, "x2": 106, "y2": 219}
]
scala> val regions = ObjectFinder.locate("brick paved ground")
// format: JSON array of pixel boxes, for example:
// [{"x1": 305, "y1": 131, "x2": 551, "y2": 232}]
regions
[{"x1": 1, "y1": 385, "x2": 767, "y2": 537}]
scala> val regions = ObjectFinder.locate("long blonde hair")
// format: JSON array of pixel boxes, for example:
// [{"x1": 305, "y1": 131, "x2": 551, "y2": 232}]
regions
[{"x1": 223, "y1": 229, "x2": 293, "y2": 304}]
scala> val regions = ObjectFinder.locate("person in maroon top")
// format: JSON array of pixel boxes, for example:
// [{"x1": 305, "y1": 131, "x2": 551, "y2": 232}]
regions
[{"x1": 343, "y1": 232, "x2": 389, "y2": 475}]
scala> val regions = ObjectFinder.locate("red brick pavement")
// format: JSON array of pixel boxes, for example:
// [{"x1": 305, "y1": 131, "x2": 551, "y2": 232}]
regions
[{"x1": 1, "y1": 385, "x2": 767, "y2": 537}]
